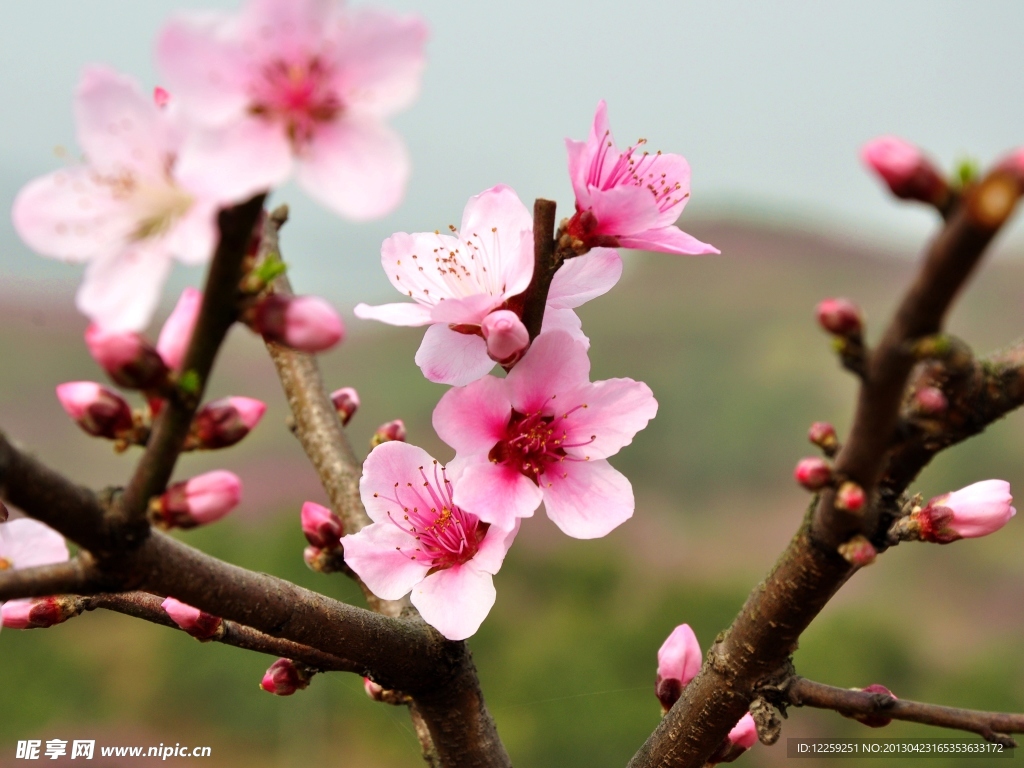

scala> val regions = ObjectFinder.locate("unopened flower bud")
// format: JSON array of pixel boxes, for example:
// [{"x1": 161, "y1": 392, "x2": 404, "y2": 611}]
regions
[
  {"x1": 161, "y1": 596, "x2": 223, "y2": 640},
  {"x1": 190, "y1": 396, "x2": 266, "y2": 449},
  {"x1": 851, "y1": 684, "x2": 897, "y2": 728},
  {"x1": 836, "y1": 481, "x2": 866, "y2": 513},
  {"x1": 56, "y1": 382, "x2": 134, "y2": 439},
  {"x1": 364, "y1": 677, "x2": 386, "y2": 702},
  {"x1": 838, "y1": 534, "x2": 877, "y2": 567},
  {"x1": 255, "y1": 294, "x2": 344, "y2": 353},
  {"x1": 481, "y1": 310, "x2": 530, "y2": 364},
  {"x1": 1, "y1": 597, "x2": 75, "y2": 629},
  {"x1": 260, "y1": 658, "x2": 311, "y2": 696},
  {"x1": 157, "y1": 288, "x2": 202, "y2": 372},
  {"x1": 154, "y1": 471, "x2": 242, "y2": 528},
  {"x1": 330, "y1": 387, "x2": 360, "y2": 426},
  {"x1": 153, "y1": 86, "x2": 170, "y2": 107},
  {"x1": 794, "y1": 457, "x2": 832, "y2": 491},
  {"x1": 371, "y1": 419, "x2": 406, "y2": 447},
  {"x1": 915, "y1": 479, "x2": 1015, "y2": 543},
  {"x1": 728, "y1": 713, "x2": 758, "y2": 749},
  {"x1": 807, "y1": 422, "x2": 838, "y2": 454},
  {"x1": 656, "y1": 624, "x2": 701, "y2": 712},
  {"x1": 861, "y1": 136, "x2": 949, "y2": 205},
  {"x1": 816, "y1": 298, "x2": 863, "y2": 337},
  {"x1": 85, "y1": 325, "x2": 169, "y2": 390},
  {"x1": 914, "y1": 386, "x2": 948, "y2": 416},
  {"x1": 301, "y1": 501, "x2": 343, "y2": 549}
]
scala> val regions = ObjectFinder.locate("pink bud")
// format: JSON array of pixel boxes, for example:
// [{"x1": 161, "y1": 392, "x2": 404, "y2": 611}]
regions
[
  {"x1": 371, "y1": 419, "x2": 406, "y2": 447},
  {"x1": 191, "y1": 396, "x2": 266, "y2": 449},
  {"x1": 364, "y1": 677, "x2": 386, "y2": 702},
  {"x1": 861, "y1": 136, "x2": 948, "y2": 205},
  {"x1": 303, "y1": 545, "x2": 323, "y2": 570},
  {"x1": 330, "y1": 387, "x2": 360, "y2": 426},
  {"x1": 728, "y1": 713, "x2": 758, "y2": 749},
  {"x1": 56, "y1": 382, "x2": 133, "y2": 439},
  {"x1": 1, "y1": 598, "x2": 65, "y2": 629},
  {"x1": 838, "y1": 534, "x2": 877, "y2": 567},
  {"x1": 656, "y1": 624, "x2": 702, "y2": 711},
  {"x1": 301, "y1": 501, "x2": 343, "y2": 549},
  {"x1": 480, "y1": 310, "x2": 530, "y2": 364},
  {"x1": 260, "y1": 658, "x2": 309, "y2": 696},
  {"x1": 255, "y1": 294, "x2": 344, "y2": 353},
  {"x1": 917, "y1": 479, "x2": 1015, "y2": 543},
  {"x1": 914, "y1": 386, "x2": 948, "y2": 415},
  {"x1": 161, "y1": 597, "x2": 223, "y2": 640},
  {"x1": 157, "y1": 471, "x2": 242, "y2": 528},
  {"x1": 816, "y1": 298, "x2": 862, "y2": 337},
  {"x1": 794, "y1": 457, "x2": 832, "y2": 491},
  {"x1": 153, "y1": 86, "x2": 170, "y2": 107},
  {"x1": 853, "y1": 684, "x2": 897, "y2": 728},
  {"x1": 807, "y1": 422, "x2": 838, "y2": 453},
  {"x1": 836, "y1": 481, "x2": 866, "y2": 513},
  {"x1": 157, "y1": 288, "x2": 202, "y2": 371},
  {"x1": 85, "y1": 325, "x2": 169, "y2": 390}
]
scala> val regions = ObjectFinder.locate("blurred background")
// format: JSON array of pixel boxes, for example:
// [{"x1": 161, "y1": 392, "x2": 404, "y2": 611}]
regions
[{"x1": 2, "y1": 1, "x2": 1024, "y2": 766}]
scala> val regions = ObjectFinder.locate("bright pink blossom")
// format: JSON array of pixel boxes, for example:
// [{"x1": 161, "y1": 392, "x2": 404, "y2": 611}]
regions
[
  {"x1": 155, "y1": 470, "x2": 242, "y2": 528},
  {"x1": 564, "y1": 101, "x2": 718, "y2": 257},
  {"x1": 254, "y1": 294, "x2": 344, "y2": 352},
  {"x1": 156, "y1": 0, "x2": 427, "y2": 219},
  {"x1": 157, "y1": 288, "x2": 202, "y2": 371},
  {"x1": 162, "y1": 596, "x2": 223, "y2": 640},
  {"x1": 342, "y1": 441, "x2": 519, "y2": 640},
  {"x1": 56, "y1": 381, "x2": 134, "y2": 439},
  {"x1": 355, "y1": 185, "x2": 623, "y2": 385},
  {"x1": 656, "y1": 624, "x2": 702, "y2": 711},
  {"x1": 861, "y1": 136, "x2": 948, "y2": 204},
  {"x1": 433, "y1": 331, "x2": 657, "y2": 537},
  {"x1": 85, "y1": 324, "x2": 169, "y2": 390},
  {"x1": 916, "y1": 479, "x2": 1016, "y2": 543},
  {"x1": 12, "y1": 67, "x2": 224, "y2": 331}
]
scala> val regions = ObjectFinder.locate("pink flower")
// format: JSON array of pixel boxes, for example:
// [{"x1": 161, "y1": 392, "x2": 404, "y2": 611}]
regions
[
  {"x1": 56, "y1": 381, "x2": 134, "y2": 439},
  {"x1": 161, "y1": 596, "x2": 223, "y2": 640},
  {"x1": 916, "y1": 479, "x2": 1016, "y2": 543},
  {"x1": 301, "y1": 501, "x2": 343, "y2": 549},
  {"x1": 342, "y1": 442, "x2": 519, "y2": 640},
  {"x1": 12, "y1": 67, "x2": 224, "y2": 331},
  {"x1": 85, "y1": 324, "x2": 169, "y2": 390},
  {"x1": 656, "y1": 624, "x2": 702, "y2": 711},
  {"x1": 728, "y1": 713, "x2": 758, "y2": 749},
  {"x1": 254, "y1": 294, "x2": 344, "y2": 352},
  {"x1": 355, "y1": 185, "x2": 623, "y2": 385},
  {"x1": 433, "y1": 331, "x2": 657, "y2": 537},
  {"x1": 154, "y1": 470, "x2": 243, "y2": 528},
  {"x1": 564, "y1": 101, "x2": 718, "y2": 256},
  {"x1": 861, "y1": 136, "x2": 948, "y2": 205},
  {"x1": 157, "y1": 288, "x2": 202, "y2": 371},
  {"x1": 156, "y1": 0, "x2": 427, "y2": 219}
]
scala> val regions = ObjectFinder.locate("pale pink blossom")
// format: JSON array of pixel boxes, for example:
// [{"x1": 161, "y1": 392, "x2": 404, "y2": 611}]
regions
[
  {"x1": 254, "y1": 294, "x2": 344, "y2": 352},
  {"x1": 355, "y1": 185, "x2": 623, "y2": 385},
  {"x1": 916, "y1": 479, "x2": 1016, "y2": 543},
  {"x1": 156, "y1": 0, "x2": 427, "y2": 219},
  {"x1": 656, "y1": 624, "x2": 702, "y2": 711},
  {"x1": 342, "y1": 441, "x2": 519, "y2": 640},
  {"x1": 861, "y1": 136, "x2": 948, "y2": 204},
  {"x1": 155, "y1": 470, "x2": 243, "y2": 528},
  {"x1": 56, "y1": 381, "x2": 134, "y2": 439},
  {"x1": 162, "y1": 596, "x2": 223, "y2": 639},
  {"x1": 156, "y1": 288, "x2": 202, "y2": 371},
  {"x1": 12, "y1": 67, "x2": 224, "y2": 331},
  {"x1": 433, "y1": 331, "x2": 657, "y2": 537},
  {"x1": 564, "y1": 101, "x2": 718, "y2": 256}
]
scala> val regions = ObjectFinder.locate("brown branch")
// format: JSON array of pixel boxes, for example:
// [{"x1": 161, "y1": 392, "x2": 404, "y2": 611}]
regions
[
  {"x1": 0, "y1": 557, "x2": 104, "y2": 601},
  {"x1": 86, "y1": 591, "x2": 361, "y2": 674},
  {"x1": 112, "y1": 194, "x2": 267, "y2": 540},
  {"x1": 780, "y1": 676, "x2": 1024, "y2": 747},
  {"x1": 629, "y1": 169, "x2": 1022, "y2": 768},
  {"x1": 515, "y1": 198, "x2": 560, "y2": 341}
]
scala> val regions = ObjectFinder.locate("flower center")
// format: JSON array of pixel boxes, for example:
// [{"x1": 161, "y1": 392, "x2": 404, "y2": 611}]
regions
[
  {"x1": 489, "y1": 407, "x2": 594, "y2": 485},
  {"x1": 131, "y1": 180, "x2": 194, "y2": 240},
  {"x1": 249, "y1": 57, "x2": 342, "y2": 148},
  {"x1": 376, "y1": 462, "x2": 485, "y2": 569},
  {"x1": 0, "y1": 557, "x2": 11, "y2": 570},
  {"x1": 589, "y1": 132, "x2": 689, "y2": 214}
]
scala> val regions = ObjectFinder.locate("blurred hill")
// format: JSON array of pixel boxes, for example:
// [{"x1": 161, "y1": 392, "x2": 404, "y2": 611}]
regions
[{"x1": 2, "y1": 217, "x2": 1024, "y2": 767}]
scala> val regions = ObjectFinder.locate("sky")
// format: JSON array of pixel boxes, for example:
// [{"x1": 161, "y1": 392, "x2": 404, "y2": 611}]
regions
[{"x1": 1, "y1": 0, "x2": 1022, "y2": 314}]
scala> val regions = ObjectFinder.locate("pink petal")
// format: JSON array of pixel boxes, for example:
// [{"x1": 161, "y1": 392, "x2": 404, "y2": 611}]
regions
[
  {"x1": 341, "y1": 522, "x2": 430, "y2": 600},
  {"x1": 458, "y1": 185, "x2": 534, "y2": 298},
  {"x1": 433, "y1": 376, "x2": 512, "y2": 455},
  {"x1": 360, "y1": 441, "x2": 444, "y2": 524},
  {"x1": 353, "y1": 301, "x2": 433, "y2": 327},
  {"x1": 175, "y1": 117, "x2": 293, "y2": 204},
  {"x1": 505, "y1": 331, "x2": 591, "y2": 414},
  {"x1": 12, "y1": 167, "x2": 135, "y2": 263},
  {"x1": 296, "y1": 115, "x2": 409, "y2": 220},
  {"x1": 161, "y1": 199, "x2": 220, "y2": 266},
  {"x1": 452, "y1": 460, "x2": 543, "y2": 529},
  {"x1": 657, "y1": 624, "x2": 702, "y2": 687},
  {"x1": 729, "y1": 713, "x2": 758, "y2": 749},
  {"x1": 156, "y1": 12, "x2": 249, "y2": 126},
  {"x1": 411, "y1": 564, "x2": 496, "y2": 641},
  {"x1": 471, "y1": 519, "x2": 520, "y2": 575},
  {"x1": 77, "y1": 245, "x2": 174, "y2": 332},
  {"x1": 565, "y1": 137, "x2": 592, "y2": 208},
  {"x1": 568, "y1": 101, "x2": 612, "y2": 205},
  {"x1": 414, "y1": 323, "x2": 495, "y2": 386},
  {"x1": 560, "y1": 378, "x2": 658, "y2": 460},
  {"x1": 157, "y1": 287, "x2": 202, "y2": 371},
  {"x1": 547, "y1": 247, "x2": 622, "y2": 309},
  {"x1": 334, "y1": 9, "x2": 428, "y2": 119},
  {"x1": 617, "y1": 226, "x2": 719, "y2": 256},
  {"x1": 540, "y1": 307, "x2": 588, "y2": 347},
  {"x1": 429, "y1": 294, "x2": 501, "y2": 325},
  {"x1": 541, "y1": 459, "x2": 634, "y2": 539},
  {"x1": 236, "y1": 0, "x2": 336, "y2": 58},
  {"x1": 379, "y1": 230, "x2": 464, "y2": 305},
  {"x1": 0, "y1": 519, "x2": 69, "y2": 568},
  {"x1": 588, "y1": 184, "x2": 664, "y2": 236}
]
